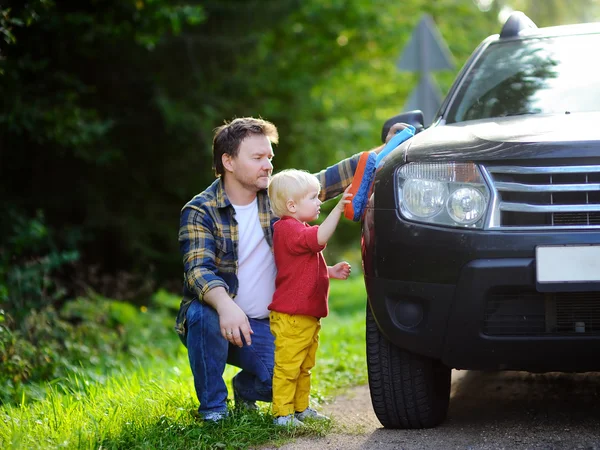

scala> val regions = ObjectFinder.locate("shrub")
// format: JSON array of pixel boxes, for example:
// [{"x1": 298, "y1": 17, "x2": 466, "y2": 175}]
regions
[
  {"x1": 0, "y1": 210, "x2": 79, "y2": 323},
  {"x1": 0, "y1": 291, "x2": 181, "y2": 405}
]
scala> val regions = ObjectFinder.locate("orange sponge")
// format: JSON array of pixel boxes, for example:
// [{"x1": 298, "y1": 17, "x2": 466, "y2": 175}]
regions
[
  {"x1": 344, "y1": 151, "x2": 377, "y2": 221},
  {"x1": 344, "y1": 125, "x2": 415, "y2": 221}
]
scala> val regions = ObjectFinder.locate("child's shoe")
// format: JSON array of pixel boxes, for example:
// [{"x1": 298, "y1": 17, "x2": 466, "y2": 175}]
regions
[
  {"x1": 273, "y1": 414, "x2": 305, "y2": 427},
  {"x1": 294, "y1": 407, "x2": 329, "y2": 422}
]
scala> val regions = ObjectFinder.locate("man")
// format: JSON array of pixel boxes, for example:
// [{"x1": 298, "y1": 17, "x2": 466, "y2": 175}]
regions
[{"x1": 176, "y1": 117, "x2": 407, "y2": 422}]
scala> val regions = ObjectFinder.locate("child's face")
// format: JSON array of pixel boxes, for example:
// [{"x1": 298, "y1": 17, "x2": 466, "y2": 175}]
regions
[{"x1": 294, "y1": 188, "x2": 322, "y2": 222}]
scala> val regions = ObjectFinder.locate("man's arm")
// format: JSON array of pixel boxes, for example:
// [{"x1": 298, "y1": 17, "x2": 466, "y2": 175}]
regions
[
  {"x1": 313, "y1": 154, "x2": 359, "y2": 203},
  {"x1": 179, "y1": 206, "x2": 229, "y2": 298},
  {"x1": 314, "y1": 123, "x2": 410, "y2": 202},
  {"x1": 179, "y1": 207, "x2": 252, "y2": 347}
]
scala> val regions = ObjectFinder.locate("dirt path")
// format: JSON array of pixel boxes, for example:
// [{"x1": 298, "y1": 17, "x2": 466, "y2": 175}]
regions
[
  {"x1": 257, "y1": 381, "x2": 380, "y2": 450},
  {"x1": 258, "y1": 370, "x2": 600, "y2": 450},
  {"x1": 257, "y1": 374, "x2": 468, "y2": 450}
]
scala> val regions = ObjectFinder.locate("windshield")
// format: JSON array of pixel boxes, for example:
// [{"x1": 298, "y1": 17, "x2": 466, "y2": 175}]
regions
[{"x1": 446, "y1": 34, "x2": 600, "y2": 124}]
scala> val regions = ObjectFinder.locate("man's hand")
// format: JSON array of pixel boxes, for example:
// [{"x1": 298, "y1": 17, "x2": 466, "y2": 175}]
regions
[
  {"x1": 216, "y1": 298, "x2": 254, "y2": 347},
  {"x1": 385, "y1": 122, "x2": 411, "y2": 144},
  {"x1": 371, "y1": 122, "x2": 413, "y2": 155},
  {"x1": 203, "y1": 286, "x2": 253, "y2": 347},
  {"x1": 329, "y1": 261, "x2": 351, "y2": 280}
]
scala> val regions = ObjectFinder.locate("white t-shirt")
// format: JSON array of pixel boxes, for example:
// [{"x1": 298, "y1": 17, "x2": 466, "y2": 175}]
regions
[{"x1": 231, "y1": 199, "x2": 276, "y2": 319}]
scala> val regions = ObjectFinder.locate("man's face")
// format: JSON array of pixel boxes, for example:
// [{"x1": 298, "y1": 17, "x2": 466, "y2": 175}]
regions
[{"x1": 224, "y1": 134, "x2": 274, "y2": 192}]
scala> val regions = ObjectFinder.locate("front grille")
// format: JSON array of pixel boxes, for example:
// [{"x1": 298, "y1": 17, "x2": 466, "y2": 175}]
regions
[
  {"x1": 484, "y1": 165, "x2": 600, "y2": 229},
  {"x1": 483, "y1": 289, "x2": 600, "y2": 336}
]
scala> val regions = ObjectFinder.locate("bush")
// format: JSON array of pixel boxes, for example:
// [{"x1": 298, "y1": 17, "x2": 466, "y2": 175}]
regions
[
  {"x1": 0, "y1": 210, "x2": 79, "y2": 323},
  {"x1": 0, "y1": 291, "x2": 181, "y2": 405},
  {"x1": 0, "y1": 211, "x2": 164, "y2": 404}
]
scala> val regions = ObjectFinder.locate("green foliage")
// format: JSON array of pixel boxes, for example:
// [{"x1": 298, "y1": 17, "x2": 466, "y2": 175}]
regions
[
  {"x1": 491, "y1": 0, "x2": 600, "y2": 27},
  {"x1": 0, "y1": 0, "x2": 208, "y2": 280},
  {"x1": 0, "y1": 282, "x2": 366, "y2": 449},
  {"x1": 0, "y1": 211, "x2": 79, "y2": 322},
  {"x1": 151, "y1": 288, "x2": 182, "y2": 311},
  {"x1": 217, "y1": 0, "x2": 500, "y2": 257},
  {"x1": 0, "y1": 309, "x2": 36, "y2": 389},
  {"x1": 328, "y1": 275, "x2": 367, "y2": 316},
  {"x1": 3, "y1": 0, "x2": 592, "y2": 285},
  {"x1": 0, "y1": 364, "x2": 330, "y2": 450},
  {"x1": 0, "y1": 1, "x2": 52, "y2": 46},
  {"x1": 1, "y1": 0, "x2": 501, "y2": 286},
  {"x1": 0, "y1": 289, "x2": 180, "y2": 406}
]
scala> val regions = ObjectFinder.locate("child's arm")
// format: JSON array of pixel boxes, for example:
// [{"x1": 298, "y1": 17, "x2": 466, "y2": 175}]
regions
[
  {"x1": 317, "y1": 185, "x2": 352, "y2": 245},
  {"x1": 328, "y1": 261, "x2": 351, "y2": 280}
]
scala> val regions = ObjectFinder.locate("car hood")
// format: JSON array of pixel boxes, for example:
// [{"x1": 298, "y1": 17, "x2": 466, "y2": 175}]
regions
[{"x1": 402, "y1": 112, "x2": 600, "y2": 163}]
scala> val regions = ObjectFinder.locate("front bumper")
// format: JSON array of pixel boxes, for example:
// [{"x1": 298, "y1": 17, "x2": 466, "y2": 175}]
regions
[{"x1": 363, "y1": 208, "x2": 600, "y2": 372}]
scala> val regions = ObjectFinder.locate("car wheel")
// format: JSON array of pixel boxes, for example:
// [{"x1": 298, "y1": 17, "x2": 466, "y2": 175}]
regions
[{"x1": 366, "y1": 303, "x2": 451, "y2": 428}]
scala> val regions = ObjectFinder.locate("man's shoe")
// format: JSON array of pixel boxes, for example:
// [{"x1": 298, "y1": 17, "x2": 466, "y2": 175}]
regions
[
  {"x1": 273, "y1": 414, "x2": 305, "y2": 427},
  {"x1": 203, "y1": 411, "x2": 228, "y2": 423},
  {"x1": 294, "y1": 407, "x2": 329, "y2": 422},
  {"x1": 233, "y1": 380, "x2": 258, "y2": 411}
]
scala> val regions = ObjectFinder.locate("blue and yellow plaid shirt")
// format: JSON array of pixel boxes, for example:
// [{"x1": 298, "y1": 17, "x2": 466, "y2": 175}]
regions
[{"x1": 175, "y1": 153, "x2": 360, "y2": 337}]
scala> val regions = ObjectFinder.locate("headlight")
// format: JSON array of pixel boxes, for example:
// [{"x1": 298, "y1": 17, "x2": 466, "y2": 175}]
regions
[
  {"x1": 403, "y1": 179, "x2": 448, "y2": 218},
  {"x1": 397, "y1": 162, "x2": 490, "y2": 228},
  {"x1": 447, "y1": 187, "x2": 486, "y2": 224}
]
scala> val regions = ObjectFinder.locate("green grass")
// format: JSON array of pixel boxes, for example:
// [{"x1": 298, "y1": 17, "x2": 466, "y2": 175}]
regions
[
  {"x1": 0, "y1": 277, "x2": 368, "y2": 449},
  {"x1": 328, "y1": 272, "x2": 367, "y2": 316}
]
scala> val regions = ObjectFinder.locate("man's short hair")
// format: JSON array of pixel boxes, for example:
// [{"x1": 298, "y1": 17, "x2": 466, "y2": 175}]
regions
[
  {"x1": 268, "y1": 169, "x2": 321, "y2": 218},
  {"x1": 212, "y1": 117, "x2": 279, "y2": 177}
]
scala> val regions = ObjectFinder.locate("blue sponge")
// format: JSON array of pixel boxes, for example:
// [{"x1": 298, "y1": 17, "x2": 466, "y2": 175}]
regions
[
  {"x1": 348, "y1": 152, "x2": 377, "y2": 221},
  {"x1": 344, "y1": 125, "x2": 415, "y2": 221},
  {"x1": 376, "y1": 125, "x2": 416, "y2": 166}
]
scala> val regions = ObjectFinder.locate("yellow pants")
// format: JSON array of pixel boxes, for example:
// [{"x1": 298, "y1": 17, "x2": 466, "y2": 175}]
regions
[{"x1": 269, "y1": 311, "x2": 321, "y2": 417}]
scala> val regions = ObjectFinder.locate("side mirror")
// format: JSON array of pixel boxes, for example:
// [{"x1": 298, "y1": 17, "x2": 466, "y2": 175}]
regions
[{"x1": 381, "y1": 110, "x2": 425, "y2": 143}]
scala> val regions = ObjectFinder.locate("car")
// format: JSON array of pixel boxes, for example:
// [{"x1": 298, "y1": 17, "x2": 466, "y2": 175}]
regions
[{"x1": 363, "y1": 11, "x2": 600, "y2": 429}]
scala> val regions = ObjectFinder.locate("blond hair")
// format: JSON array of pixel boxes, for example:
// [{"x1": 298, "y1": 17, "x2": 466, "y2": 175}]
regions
[{"x1": 268, "y1": 169, "x2": 321, "y2": 218}]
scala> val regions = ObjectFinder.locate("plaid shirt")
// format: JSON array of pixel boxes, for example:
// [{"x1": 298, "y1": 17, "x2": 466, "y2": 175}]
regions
[{"x1": 175, "y1": 153, "x2": 360, "y2": 337}]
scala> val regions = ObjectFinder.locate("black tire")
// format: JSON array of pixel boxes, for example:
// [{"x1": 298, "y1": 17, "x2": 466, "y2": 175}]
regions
[{"x1": 366, "y1": 303, "x2": 451, "y2": 429}]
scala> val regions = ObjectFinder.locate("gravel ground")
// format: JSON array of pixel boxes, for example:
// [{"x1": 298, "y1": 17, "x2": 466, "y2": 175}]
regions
[{"x1": 258, "y1": 370, "x2": 600, "y2": 450}]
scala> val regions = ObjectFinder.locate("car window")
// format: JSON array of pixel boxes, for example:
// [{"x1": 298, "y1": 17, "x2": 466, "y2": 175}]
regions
[{"x1": 446, "y1": 34, "x2": 600, "y2": 124}]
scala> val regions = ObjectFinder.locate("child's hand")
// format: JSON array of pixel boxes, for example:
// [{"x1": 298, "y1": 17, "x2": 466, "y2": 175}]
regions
[
  {"x1": 329, "y1": 261, "x2": 351, "y2": 280},
  {"x1": 335, "y1": 184, "x2": 353, "y2": 212}
]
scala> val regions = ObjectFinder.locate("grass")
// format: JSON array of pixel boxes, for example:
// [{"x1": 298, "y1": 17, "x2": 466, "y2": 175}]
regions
[{"x1": 0, "y1": 276, "x2": 368, "y2": 449}]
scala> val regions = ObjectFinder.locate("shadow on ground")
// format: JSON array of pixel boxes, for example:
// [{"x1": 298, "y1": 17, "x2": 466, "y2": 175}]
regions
[
  {"x1": 262, "y1": 371, "x2": 600, "y2": 449},
  {"x1": 362, "y1": 371, "x2": 600, "y2": 450}
]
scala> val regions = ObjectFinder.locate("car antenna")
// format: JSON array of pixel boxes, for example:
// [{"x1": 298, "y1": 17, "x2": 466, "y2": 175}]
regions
[{"x1": 500, "y1": 11, "x2": 537, "y2": 38}]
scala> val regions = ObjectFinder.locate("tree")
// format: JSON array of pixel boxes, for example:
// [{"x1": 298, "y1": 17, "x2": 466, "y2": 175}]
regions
[
  {"x1": 1, "y1": 0, "x2": 501, "y2": 294},
  {"x1": 477, "y1": 0, "x2": 600, "y2": 26}
]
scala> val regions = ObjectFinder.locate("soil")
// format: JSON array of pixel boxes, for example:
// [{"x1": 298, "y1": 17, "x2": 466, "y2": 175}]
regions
[
  {"x1": 257, "y1": 382, "x2": 380, "y2": 450},
  {"x1": 257, "y1": 370, "x2": 600, "y2": 450}
]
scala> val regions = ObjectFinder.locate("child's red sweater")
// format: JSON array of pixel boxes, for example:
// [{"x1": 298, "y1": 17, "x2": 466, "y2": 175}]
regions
[{"x1": 268, "y1": 216, "x2": 330, "y2": 318}]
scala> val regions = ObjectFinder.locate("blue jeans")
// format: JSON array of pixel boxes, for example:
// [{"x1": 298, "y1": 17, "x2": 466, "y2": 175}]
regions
[{"x1": 184, "y1": 299, "x2": 274, "y2": 417}]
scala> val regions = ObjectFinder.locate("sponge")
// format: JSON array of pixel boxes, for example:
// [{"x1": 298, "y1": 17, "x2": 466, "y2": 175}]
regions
[{"x1": 344, "y1": 125, "x2": 415, "y2": 221}]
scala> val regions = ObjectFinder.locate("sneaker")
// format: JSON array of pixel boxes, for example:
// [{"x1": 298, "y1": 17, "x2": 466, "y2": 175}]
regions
[
  {"x1": 295, "y1": 407, "x2": 329, "y2": 422},
  {"x1": 273, "y1": 414, "x2": 305, "y2": 427},
  {"x1": 203, "y1": 411, "x2": 228, "y2": 423},
  {"x1": 232, "y1": 376, "x2": 258, "y2": 411}
]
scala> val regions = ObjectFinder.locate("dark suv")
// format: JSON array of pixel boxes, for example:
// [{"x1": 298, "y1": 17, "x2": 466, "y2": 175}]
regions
[{"x1": 364, "y1": 12, "x2": 600, "y2": 429}]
